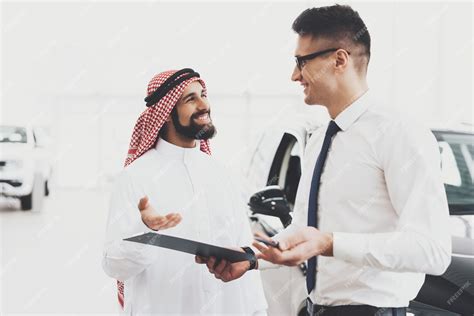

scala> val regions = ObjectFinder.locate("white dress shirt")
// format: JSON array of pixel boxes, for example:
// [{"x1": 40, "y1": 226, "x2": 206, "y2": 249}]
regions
[
  {"x1": 102, "y1": 138, "x2": 268, "y2": 315},
  {"x1": 274, "y1": 90, "x2": 451, "y2": 307}
]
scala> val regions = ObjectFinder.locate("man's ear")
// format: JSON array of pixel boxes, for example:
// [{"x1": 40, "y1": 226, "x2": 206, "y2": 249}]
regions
[{"x1": 335, "y1": 50, "x2": 349, "y2": 71}]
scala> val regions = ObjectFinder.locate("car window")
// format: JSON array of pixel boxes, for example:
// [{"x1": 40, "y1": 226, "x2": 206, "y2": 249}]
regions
[
  {"x1": 439, "y1": 141, "x2": 462, "y2": 186},
  {"x1": 434, "y1": 132, "x2": 474, "y2": 214},
  {"x1": 245, "y1": 130, "x2": 284, "y2": 192},
  {"x1": 0, "y1": 126, "x2": 27, "y2": 143},
  {"x1": 435, "y1": 131, "x2": 474, "y2": 240},
  {"x1": 285, "y1": 142, "x2": 301, "y2": 205},
  {"x1": 268, "y1": 133, "x2": 302, "y2": 206}
]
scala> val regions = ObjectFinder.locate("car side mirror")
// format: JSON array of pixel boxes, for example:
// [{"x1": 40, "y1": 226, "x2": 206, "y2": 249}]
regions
[{"x1": 248, "y1": 185, "x2": 292, "y2": 228}]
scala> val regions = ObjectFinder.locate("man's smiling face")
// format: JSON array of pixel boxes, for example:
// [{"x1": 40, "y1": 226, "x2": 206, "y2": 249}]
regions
[
  {"x1": 291, "y1": 35, "x2": 340, "y2": 106},
  {"x1": 171, "y1": 81, "x2": 216, "y2": 140}
]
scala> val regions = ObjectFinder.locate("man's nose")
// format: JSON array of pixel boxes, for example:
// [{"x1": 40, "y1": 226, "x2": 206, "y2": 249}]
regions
[
  {"x1": 196, "y1": 97, "x2": 210, "y2": 111},
  {"x1": 291, "y1": 65, "x2": 301, "y2": 82}
]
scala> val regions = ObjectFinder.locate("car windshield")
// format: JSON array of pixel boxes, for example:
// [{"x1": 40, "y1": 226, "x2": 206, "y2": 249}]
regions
[
  {"x1": 0, "y1": 126, "x2": 27, "y2": 143},
  {"x1": 434, "y1": 131, "x2": 474, "y2": 214}
]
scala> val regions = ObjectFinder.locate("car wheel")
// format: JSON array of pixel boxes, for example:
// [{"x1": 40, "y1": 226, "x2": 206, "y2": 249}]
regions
[
  {"x1": 20, "y1": 193, "x2": 33, "y2": 211},
  {"x1": 44, "y1": 180, "x2": 49, "y2": 196}
]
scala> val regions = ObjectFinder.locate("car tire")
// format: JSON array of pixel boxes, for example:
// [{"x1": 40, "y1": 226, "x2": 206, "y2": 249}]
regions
[
  {"x1": 44, "y1": 180, "x2": 49, "y2": 196},
  {"x1": 20, "y1": 193, "x2": 33, "y2": 211}
]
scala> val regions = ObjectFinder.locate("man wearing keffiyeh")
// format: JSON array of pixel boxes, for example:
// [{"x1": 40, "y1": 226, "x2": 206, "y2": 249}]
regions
[{"x1": 101, "y1": 68, "x2": 267, "y2": 315}]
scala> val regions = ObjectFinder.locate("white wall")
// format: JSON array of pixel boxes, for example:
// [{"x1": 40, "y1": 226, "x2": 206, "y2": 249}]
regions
[{"x1": 1, "y1": 1, "x2": 472, "y2": 188}]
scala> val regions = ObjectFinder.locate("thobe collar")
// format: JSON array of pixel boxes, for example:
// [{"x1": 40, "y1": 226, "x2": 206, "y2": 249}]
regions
[
  {"x1": 153, "y1": 137, "x2": 202, "y2": 160},
  {"x1": 334, "y1": 89, "x2": 372, "y2": 132}
]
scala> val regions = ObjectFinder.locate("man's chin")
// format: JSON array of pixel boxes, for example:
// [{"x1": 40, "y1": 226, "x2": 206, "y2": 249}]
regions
[
  {"x1": 195, "y1": 123, "x2": 216, "y2": 140},
  {"x1": 304, "y1": 95, "x2": 316, "y2": 105}
]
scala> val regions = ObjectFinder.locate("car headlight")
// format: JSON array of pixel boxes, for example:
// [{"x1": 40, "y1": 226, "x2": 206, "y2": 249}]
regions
[{"x1": 5, "y1": 160, "x2": 23, "y2": 169}]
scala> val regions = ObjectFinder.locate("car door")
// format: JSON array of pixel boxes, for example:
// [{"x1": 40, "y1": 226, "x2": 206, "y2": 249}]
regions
[{"x1": 255, "y1": 128, "x2": 309, "y2": 316}]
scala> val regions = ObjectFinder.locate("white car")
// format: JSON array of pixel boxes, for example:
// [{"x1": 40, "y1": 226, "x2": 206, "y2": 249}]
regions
[
  {"x1": 0, "y1": 125, "x2": 53, "y2": 210},
  {"x1": 244, "y1": 112, "x2": 474, "y2": 316},
  {"x1": 243, "y1": 111, "x2": 324, "y2": 316}
]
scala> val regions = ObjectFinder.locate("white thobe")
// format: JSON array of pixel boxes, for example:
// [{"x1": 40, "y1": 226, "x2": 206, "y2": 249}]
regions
[{"x1": 102, "y1": 138, "x2": 268, "y2": 315}]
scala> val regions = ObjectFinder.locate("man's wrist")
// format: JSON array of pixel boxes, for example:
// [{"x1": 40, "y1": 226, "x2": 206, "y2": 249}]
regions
[
  {"x1": 320, "y1": 232, "x2": 334, "y2": 257},
  {"x1": 241, "y1": 246, "x2": 257, "y2": 270}
]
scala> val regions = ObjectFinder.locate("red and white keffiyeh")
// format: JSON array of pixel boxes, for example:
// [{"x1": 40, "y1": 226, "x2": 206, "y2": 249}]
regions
[
  {"x1": 124, "y1": 69, "x2": 211, "y2": 167},
  {"x1": 117, "y1": 69, "x2": 211, "y2": 310}
]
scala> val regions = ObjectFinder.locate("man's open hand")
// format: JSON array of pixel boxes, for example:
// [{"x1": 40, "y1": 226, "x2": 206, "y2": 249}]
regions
[
  {"x1": 195, "y1": 248, "x2": 251, "y2": 282},
  {"x1": 252, "y1": 227, "x2": 333, "y2": 266},
  {"x1": 138, "y1": 196, "x2": 182, "y2": 231}
]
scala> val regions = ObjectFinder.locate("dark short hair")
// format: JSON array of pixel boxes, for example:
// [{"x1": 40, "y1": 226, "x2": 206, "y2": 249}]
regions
[{"x1": 292, "y1": 4, "x2": 371, "y2": 72}]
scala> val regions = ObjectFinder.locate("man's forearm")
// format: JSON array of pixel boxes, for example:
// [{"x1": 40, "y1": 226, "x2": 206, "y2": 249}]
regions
[{"x1": 333, "y1": 230, "x2": 451, "y2": 275}]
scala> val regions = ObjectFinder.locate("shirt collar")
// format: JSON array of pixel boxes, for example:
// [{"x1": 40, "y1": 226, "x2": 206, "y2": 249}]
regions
[
  {"x1": 153, "y1": 137, "x2": 201, "y2": 159},
  {"x1": 334, "y1": 89, "x2": 372, "y2": 132}
]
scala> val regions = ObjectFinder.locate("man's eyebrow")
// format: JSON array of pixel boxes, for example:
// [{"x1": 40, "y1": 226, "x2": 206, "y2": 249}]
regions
[{"x1": 182, "y1": 92, "x2": 197, "y2": 100}]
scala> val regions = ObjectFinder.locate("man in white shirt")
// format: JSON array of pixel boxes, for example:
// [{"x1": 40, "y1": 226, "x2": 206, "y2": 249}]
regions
[
  {"x1": 200, "y1": 5, "x2": 451, "y2": 316},
  {"x1": 102, "y1": 68, "x2": 267, "y2": 315}
]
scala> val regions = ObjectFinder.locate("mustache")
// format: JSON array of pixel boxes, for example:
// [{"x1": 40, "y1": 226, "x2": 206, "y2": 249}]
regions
[{"x1": 191, "y1": 110, "x2": 211, "y2": 119}]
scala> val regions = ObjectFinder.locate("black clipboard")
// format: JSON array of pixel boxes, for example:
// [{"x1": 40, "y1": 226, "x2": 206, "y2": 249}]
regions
[{"x1": 124, "y1": 232, "x2": 253, "y2": 263}]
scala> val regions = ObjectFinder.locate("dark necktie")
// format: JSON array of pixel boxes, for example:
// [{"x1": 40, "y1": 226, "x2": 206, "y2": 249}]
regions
[{"x1": 306, "y1": 120, "x2": 341, "y2": 294}]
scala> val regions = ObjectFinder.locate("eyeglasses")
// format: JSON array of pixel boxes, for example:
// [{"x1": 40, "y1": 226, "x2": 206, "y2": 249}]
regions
[{"x1": 295, "y1": 48, "x2": 350, "y2": 71}]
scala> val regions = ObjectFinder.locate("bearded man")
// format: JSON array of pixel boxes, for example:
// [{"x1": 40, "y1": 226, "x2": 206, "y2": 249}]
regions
[{"x1": 102, "y1": 68, "x2": 267, "y2": 315}]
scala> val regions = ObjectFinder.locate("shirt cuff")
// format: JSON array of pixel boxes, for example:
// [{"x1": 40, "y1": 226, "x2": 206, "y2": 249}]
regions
[
  {"x1": 333, "y1": 232, "x2": 368, "y2": 266},
  {"x1": 120, "y1": 219, "x2": 160, "y2": 260}
]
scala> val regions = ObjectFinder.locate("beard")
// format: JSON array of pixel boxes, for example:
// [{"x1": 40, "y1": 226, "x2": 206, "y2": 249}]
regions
[{"x1": 171, "y1": 108, "x2": 217, "y2": 140}]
